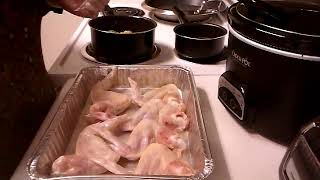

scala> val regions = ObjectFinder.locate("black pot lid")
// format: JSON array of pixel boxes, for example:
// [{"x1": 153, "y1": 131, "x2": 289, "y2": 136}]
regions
[{"x1": 228, "y1": 0, "x2": 320, "y2": 56}]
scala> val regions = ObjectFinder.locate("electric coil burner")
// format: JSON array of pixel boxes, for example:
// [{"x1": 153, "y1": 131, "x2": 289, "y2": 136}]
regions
[
  {"x1": 81, "y1": 43, "x2": 161, "y2": 65},
  {"x1": 103, "y1": 7, "x2": 145, "y2": 16}
]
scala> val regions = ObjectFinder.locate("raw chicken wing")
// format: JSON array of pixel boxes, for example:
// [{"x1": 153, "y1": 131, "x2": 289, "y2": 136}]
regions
[
  {"x1": 134, "y1": 143, "x2": 194, "y2": 176},
  {"x1": 88, "y1": 67, "x2": 131, "y2": 123},
  {"x1": 51, "y1": 155, "x2": 106, "y2": 176},
  {"x1": 90, "y1": 67, "x2": 117, "y2": 98},
  {"x1": 156, "y1": 126, "x2": 189, "y2": 158},
  {"x1": 121, "y1": 99, "x2": 164, "y2": 131},
  {"x1": 75, "y1": 117, "x2": 130, "y2": 174},
  {"x1": 87, "y1": 96, "x2": 131, "y2": 123},
  {"x1": 122, "y1": 118, "x2": 158, "y2": 160},
  {"x1": 128, "y1": 78, "x2": 182, "y2": 106},
  {"x1": 51, "y1": 75, "x2": 194, "y2": 177},
  {"x1": 159, "y1": 100, "x2": 189, "y2": 132}
]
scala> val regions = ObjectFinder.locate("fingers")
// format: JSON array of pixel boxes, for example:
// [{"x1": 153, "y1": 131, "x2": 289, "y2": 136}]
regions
[
  {"x1": 75, "y1": 0, "x2": 110, "y2": 18},
  {"x1": 94, "y1": 0, "x2": 110, "y2": 11},
  {"x1": 75, "y1": 1, "x2": 99, "y2": 18}
]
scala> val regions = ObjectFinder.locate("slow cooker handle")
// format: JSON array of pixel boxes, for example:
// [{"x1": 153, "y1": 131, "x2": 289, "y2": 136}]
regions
[{"x1": 172, "y1": 6, "x2": 189, "y2": 24}]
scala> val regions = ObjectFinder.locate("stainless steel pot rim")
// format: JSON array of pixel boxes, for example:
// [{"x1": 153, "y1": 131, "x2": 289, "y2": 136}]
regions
[
  {"x1": 154, "y1": 8, "x2": 217, "y2": 16},
  {"x1": 154, "y1": 9, "x2": 174, "y2": 15},
  {"x1": 89, "y1": 15, "x2": 157, "y2": 34},
  {"x1": 111, "y1": 7, "x2": 145, "y2": 16},
  {"x1": 141, "y1": 1, "x2": 155, "y2": 11},
  {"x1": 174, "y1": 23, "x2": 227, "y2": 40},
  {"x1": 142, "y1": 0, "x2": 227, "y2": 16},
  {"x1": 153, "y1": 9, "x2": 211, "y2": 23}
]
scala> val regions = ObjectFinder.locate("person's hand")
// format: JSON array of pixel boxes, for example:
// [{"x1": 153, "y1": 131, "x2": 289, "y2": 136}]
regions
[{"x1": 52, "y1": 0, "x2": 110, "y2": 18}]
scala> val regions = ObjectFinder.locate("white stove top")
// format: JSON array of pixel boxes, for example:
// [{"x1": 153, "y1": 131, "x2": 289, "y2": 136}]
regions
[
  {"x1": 49, "y1": 2, "x2": 228, "y2": 76},
  {"x1": 12, "y1": 1, "x2": 288, "y2": 180}
]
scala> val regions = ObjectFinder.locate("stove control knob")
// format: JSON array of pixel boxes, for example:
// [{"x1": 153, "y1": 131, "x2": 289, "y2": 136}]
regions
[{"x1": 218, "y1": 71, "x2": 248, "y2": 121}]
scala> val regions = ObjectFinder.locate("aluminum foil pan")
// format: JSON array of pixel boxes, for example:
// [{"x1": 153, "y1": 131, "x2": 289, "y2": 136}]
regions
[{"x1": 27, "y1": 65, "x2": 213, "y2": 179}]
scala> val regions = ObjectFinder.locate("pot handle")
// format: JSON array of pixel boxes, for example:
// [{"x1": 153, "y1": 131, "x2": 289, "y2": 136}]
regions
[
  {"x1": 102, "y1": 5, "x2": 114, "y2": 16},
  {"x1": 172, "y1": 6, "x2": 189, "y2": 24}
]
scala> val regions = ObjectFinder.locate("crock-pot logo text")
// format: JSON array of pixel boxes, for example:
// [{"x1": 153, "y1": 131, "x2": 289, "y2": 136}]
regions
[{"x1": 232, "y1": 50, "x2": 251, "y2": 68}]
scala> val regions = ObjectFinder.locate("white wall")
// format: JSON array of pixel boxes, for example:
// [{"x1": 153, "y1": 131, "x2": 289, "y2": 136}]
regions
[{"x1": 41, "y1": 11, "x2": 83, "y2": 70}]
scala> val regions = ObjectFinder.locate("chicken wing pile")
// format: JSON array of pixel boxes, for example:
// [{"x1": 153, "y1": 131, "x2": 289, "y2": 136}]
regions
[{"x1": 51, "y1": 68, "x2": 195, "y2": 177}]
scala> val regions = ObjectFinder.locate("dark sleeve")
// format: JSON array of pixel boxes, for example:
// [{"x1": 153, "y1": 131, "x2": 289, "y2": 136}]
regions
[
  {"x1": 50, "y1": 6, "x2": 64, "y2": 14},
  {"x1": 46, "y1": 0, "x2": 64, "y2": 14}
]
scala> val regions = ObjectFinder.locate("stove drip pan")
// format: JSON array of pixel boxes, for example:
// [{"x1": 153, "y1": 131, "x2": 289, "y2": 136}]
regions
[
  {"x1": 103, "y1": 7, "x2": 145, "y2": 16},
  {"x1": 81, "y1": 43, "x2": 160, "y2": 65}
]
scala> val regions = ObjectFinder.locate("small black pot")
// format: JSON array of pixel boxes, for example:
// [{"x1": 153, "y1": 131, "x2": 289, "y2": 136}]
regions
[
  {"x1": 88, "y1": 16, "x2": 157, "y2": 64},
  {"x1": 174, "y1": 23, "x2": 227, "y2": 59},
  {"x1": 171, "y1": 6, "x2": 228, "y2": 61}
]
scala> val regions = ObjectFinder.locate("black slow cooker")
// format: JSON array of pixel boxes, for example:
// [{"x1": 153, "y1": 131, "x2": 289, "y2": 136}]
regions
[{"x1": 218, "y1": 0, "x2": 320, "y2": 144}]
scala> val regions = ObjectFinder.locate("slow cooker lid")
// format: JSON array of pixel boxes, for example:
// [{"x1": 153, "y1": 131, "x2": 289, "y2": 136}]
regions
[
  {"x1": 229, "y1": 0, "x2": 320, "y2": 56},
  {"x1": 237, "y1": 0, "x2": 320, "y2": 36}
]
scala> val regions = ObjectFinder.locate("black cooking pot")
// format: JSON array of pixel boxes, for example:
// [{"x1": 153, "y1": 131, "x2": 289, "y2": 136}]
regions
[
  {"x1": 174, "y1": 23, "x2": 227, "y2": 60},
  {"x1": 172, "y1": 6, "x2": 227, "y2": 61},
  {"x1": 88, "y1": 16, "x2": 157, "y2": 64},
  {"x1": 218, "y1": 0, "x2": 320, "y2": 144},
  {"x1": 145, "y1": 0, "x2": 227, "y2": 63}
]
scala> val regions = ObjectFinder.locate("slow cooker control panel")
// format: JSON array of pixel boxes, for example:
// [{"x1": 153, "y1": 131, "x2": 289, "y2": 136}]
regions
[{"x1": 218, "y1": 72, "x2": 247, "y2": 121}]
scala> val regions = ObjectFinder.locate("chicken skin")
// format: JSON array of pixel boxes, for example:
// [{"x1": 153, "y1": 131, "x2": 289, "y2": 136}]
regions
[
  {"x1": 128, "y1": 77, "x2": 182, "y2": 106},
  {"x1": 51, "y1": 155, "x2": 106, "y2": 176},
  {"x1": 134, "y1": 143, "x2": 194, "y2": 176},
  {"x1": 51, "y1": 76, "x2": 195, "y2": 177}
]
